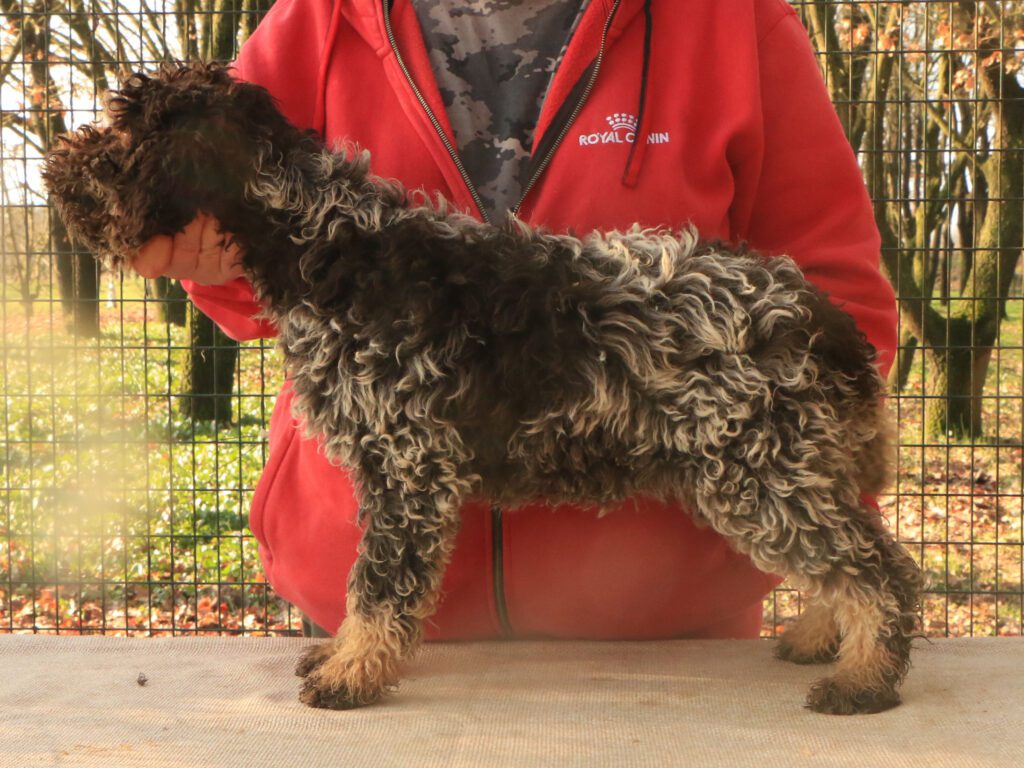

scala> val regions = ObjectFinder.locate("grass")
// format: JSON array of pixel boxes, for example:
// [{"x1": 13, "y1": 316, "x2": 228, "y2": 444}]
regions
[
  {"x1": 1, "y1": 275, "x2": 1023, "y2": 638},
  {"x1": 1, "y1": 278, "x2": 293, "y2": 634}
]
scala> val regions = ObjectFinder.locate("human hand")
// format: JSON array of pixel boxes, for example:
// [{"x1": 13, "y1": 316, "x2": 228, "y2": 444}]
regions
[{"x1": 132, "y1": 211, "x2": 245, "y2": 285}]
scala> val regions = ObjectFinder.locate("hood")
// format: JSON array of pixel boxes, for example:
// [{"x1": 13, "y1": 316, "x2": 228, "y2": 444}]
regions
[{"x1": 312, "y1": 0, "x2": 656, "y2": 189}]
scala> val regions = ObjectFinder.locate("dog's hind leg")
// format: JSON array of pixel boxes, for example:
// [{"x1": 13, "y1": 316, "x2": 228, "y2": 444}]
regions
[
  {"x1": 775, "y1": 601, "x2": 839, "y2": 665},
  {"x1": 297, "y1": 430, "x2": 472, "y2": 710},
  {"x1": 803, "y1": 530, "x2": 922, "y2": 714},
  {"x1": 687, "y1": 447, "x2": 921, "y2": 714}
]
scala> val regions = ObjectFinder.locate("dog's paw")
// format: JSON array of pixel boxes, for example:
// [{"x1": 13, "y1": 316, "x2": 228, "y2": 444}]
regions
[
  {"x1": 295, "y1": 644, "x2": 333, "y2": 678},
  {"x1": 805, "y1": 676, "x2": 901, "y2": 715},
  {"x1": 298, "y1": 675, "x2": 368, "y2": 710},
  {"x1": 775, "y1": 638, "x2": 839, "y2": 665},
  {"x1": 298, "y1": 667, "x2": 389, "y2": 710}
]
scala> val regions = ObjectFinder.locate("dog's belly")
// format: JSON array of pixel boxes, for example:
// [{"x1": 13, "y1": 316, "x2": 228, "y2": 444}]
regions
[{"x1": 466, "y1": 424, "x2": 679, "y2": 508}]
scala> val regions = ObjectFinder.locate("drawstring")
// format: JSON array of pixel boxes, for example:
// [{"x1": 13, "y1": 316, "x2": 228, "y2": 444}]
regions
[{"x1": 621, "y1": 0, "x2": 653, "y2": 187}]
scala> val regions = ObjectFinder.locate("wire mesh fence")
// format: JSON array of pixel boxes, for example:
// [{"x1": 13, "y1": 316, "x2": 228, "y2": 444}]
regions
[
  {"x1": 1, "y1": 1, "x2": 1022, "y2": 638},
  {"x1": 1, "y1": 1, "x2": 292, "y2": 635}
]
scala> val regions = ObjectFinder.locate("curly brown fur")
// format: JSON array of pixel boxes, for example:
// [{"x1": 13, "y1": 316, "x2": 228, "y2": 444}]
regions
[{"x1": 43, "y1": 61, "x2": 922, "y2": 715}]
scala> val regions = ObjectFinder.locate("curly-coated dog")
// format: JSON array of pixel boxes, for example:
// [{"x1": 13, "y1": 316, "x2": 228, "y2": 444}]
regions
[{"x1": 43, "y1": 62, "x2": 921, "y2": 715}]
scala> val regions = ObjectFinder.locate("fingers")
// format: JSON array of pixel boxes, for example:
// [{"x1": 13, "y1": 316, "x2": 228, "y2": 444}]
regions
[
  {"x1": 133, "y1": 233, "x2": 174, "y2": 279},
  {"x1": 219, "y1": 238, "x2": 246, "y2": 283},
  {"x1": 162, "y1": 212, "x2": 219, "y2": 283},
  {"x1": 131, "y1": 212, "x2": 244, "y2": 285},
  {"x1": 188, "y1": 212, "x2": 232, "y2": 284}
]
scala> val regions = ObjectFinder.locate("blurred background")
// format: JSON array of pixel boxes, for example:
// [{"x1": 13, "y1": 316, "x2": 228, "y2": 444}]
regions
[{"x1": 0, "y1": 1, "x2": 1022, "y2": 637}]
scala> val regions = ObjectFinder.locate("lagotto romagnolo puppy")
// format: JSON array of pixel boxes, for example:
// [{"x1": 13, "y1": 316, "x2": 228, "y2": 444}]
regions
[{"x1": 43, "y1": 62, "x2": 922, "y2": 715}]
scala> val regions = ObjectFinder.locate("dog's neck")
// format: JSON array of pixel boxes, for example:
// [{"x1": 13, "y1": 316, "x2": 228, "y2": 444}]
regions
[{"x1": 232, "y1": 139, "x2": 409, "y2": 315}]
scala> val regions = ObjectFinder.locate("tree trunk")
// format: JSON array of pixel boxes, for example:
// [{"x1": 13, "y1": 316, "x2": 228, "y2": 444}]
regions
[
  {"x1": 800, "y1": 3, "x2": 1023, "y2": 441},
  {"x1": 179, "y1": 1, "x2": 255, "y2": 423},
  {"x1": 888, "y1": 327, "x2": 918, "y2": 394},
  {"x1": 241, "y1": 0, "x2": 274, "y2": 38},
  {"x1": 210, "y1": 0, "x2": 243, "y2": 59},
  {"x1": 153, "y1": 277, "x2": 188, "y2": 326},
  {"x1": 922, "y1": 213, "x2": 1021, "y2": 439},
  {"x1": 923, "y1": 324, "x2": 992, "y2": 440},
  {"x1": 181, "y1": 308, "x2": 238, "y2": 423},
  {"x1": 20, "y1": 4, "x2": 102, "y2": 337},
  {"x1": 53, "y1": 216, "x2": 101, "y2": 337},
  {"x1": 928, "y1": 124, "x2": 1024, "y2": 439}
]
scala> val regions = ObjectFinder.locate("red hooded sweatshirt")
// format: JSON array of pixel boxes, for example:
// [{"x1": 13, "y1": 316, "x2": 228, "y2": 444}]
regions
[{"x1": 182, "y1": 0, "x2": 897, "y2": 640}]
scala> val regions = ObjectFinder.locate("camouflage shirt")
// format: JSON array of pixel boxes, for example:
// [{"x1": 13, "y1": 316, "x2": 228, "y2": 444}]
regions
[{"x1": 410, "y1": 0, "x2": 587, "y2": 223}]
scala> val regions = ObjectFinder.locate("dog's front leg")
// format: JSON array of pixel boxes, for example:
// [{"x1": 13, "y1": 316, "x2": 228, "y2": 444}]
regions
[{"x1": 297, "y1": 439, "x2": 469, "y2": 709}]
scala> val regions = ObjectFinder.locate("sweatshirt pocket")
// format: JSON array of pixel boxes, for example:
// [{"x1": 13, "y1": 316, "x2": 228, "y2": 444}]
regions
[{"x1": 248, "y1": 382, "x2": 298, "y2": 550}]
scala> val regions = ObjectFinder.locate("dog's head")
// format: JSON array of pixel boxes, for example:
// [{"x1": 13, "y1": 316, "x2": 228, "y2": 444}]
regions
[{"x1": 43, "y1": 61, "x2": 302, "y2": 269}]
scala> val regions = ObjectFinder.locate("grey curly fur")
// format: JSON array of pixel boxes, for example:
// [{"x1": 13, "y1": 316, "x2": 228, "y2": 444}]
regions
[{"x1": 43, "y1": 62, "x2": 922, "y2": 715}]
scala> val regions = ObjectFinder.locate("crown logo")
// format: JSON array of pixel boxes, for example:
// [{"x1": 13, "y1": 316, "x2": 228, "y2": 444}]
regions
[{"x1": 606, "y1": 113, "x2": 638, "y2": 132}]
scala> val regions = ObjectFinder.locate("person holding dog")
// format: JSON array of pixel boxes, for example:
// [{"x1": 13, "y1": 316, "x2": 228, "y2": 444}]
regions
[{"x1": 133, "y1": 0, "x2": 898, "y2": 642}]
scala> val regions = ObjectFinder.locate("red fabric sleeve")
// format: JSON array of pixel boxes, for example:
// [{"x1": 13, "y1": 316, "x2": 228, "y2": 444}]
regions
[
  {"x1": 731, "y1": 9, "x2": 898, "y2": 378},
  {"x1": 180, "y1": 0, "x2": 338, "y2": 341},
  {"x1": 181, "y1": 277, "x2": 277, "y2": 342}
]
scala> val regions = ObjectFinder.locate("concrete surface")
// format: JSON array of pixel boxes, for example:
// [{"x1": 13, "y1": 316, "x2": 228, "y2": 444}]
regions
[{"x1": 1, "y1": 636, "x2": 1020, "y2": 767}]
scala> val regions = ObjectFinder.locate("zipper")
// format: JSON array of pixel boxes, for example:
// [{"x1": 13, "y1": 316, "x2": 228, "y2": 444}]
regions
[
  {"x1": 383, "y1": 0, "x2": 621, "y2": 639},
  {"x1": 382, "y1": 0, "x2": 491, "y2": 224},
  {"x1": 497, "y1": 0, "x2": 621, "y2": 635},
  {"x1": 490, "y1": 505, "x2": 513, "y2": 636},
  {"x1": 512, "y1": 0, "x2": 623, "y2": 217}
]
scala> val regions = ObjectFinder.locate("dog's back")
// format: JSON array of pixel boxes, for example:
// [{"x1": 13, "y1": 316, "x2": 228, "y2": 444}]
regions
[{"x1": 290, "y1": 215, "x2": 890, "y2": 507}]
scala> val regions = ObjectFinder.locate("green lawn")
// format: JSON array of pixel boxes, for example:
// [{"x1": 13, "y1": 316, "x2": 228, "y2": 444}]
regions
[{"x1": 1, "y1": 282, "x2": 292, "y2": 634}]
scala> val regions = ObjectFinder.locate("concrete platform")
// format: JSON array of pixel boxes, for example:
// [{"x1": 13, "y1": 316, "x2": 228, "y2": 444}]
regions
[{"x1": 1, "y1": 636, "x2": 1020, "y2": 767}]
